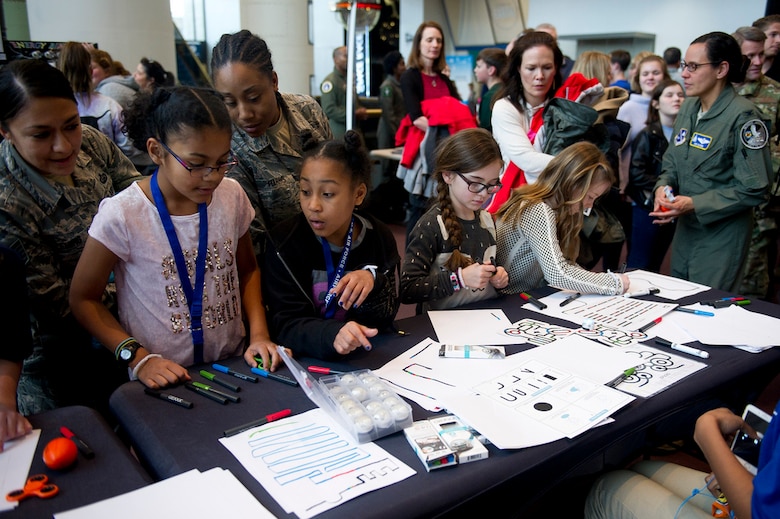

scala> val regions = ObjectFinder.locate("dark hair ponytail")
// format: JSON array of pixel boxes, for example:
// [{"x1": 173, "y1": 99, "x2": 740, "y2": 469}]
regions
[
  {"x1": 0, "y1": 60, "x2": 76, "y2": 126},
  {"x1": 123, "y1": 86, "x2": 231, "y2": 151},
  {"x1": 692, "y1": 31, "x2": 748, "y2": 84},
  {"x1": 300, "y1": 130, "x2": 372, "y2": 201}
]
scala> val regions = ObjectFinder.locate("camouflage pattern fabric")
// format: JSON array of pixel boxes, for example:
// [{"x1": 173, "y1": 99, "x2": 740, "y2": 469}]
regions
[
  {"x1": 227, "y1": 92, "x2": 332, "y2": 259},
  {"x1": 0, "y1": 125, "x2": 140, "y2": 414},
  {"x1": 736, "y1": 76, "x2": 780, "y2": 298}
]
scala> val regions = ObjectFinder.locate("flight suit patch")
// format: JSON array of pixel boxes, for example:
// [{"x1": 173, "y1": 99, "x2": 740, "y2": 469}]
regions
[
  {"x1": 741, "y1": 119, "x2": 769, "y2": 149},
  {"x1": 690, "y1": 132, "x2": 713, "y2": 150},
  {"x1": 674, "y1": 128, "x2": 687, "y2": 146}
]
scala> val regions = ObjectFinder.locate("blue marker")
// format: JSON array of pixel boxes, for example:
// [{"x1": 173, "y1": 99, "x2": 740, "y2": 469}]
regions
[
  {"x1": 250, "y1": 367, "x2": 299, "y2": 387},
  {"x1": 212, "y1": 363, "x2": 259, "y2": 382},
  {"x1": 674, "y1": 307, "x2": 715, "y2": 317}
]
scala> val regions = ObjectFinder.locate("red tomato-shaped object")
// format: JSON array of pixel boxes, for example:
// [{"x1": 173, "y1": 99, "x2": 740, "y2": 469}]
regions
[{"x1": 43, "y1": 437, "x2": 78, "y2": 470}]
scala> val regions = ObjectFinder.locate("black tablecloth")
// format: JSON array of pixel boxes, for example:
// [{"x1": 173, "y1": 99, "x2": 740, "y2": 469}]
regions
[
  {"x1": 5, "y1": 406, "x2": 152, "y2": 519},
  {"x1": 110, "y1": 290, "x2": 780, "y2": 518}
]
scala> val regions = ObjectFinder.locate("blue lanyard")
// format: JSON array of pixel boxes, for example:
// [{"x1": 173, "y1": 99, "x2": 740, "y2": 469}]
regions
[
  {"x1": 321, "y1": 216, "x2": 354, "y2": 319},
  {"x1": 151, "y1": 171, "x2": 207, "y2": 364}
]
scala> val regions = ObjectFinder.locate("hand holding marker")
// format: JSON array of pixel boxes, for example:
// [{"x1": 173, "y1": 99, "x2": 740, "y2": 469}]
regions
[{"x1": 660, "y1": 185, "x2": 675, "y2": 212}]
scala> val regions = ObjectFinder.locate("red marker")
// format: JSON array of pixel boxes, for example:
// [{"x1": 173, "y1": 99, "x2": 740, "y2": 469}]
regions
[
  {"x1": 307, "y1": 366, "x2": 346, "y2": 375},
  {"x1": 638, "y1": 317, "x2": 662, "y2": 333},
  {"x1": 60, "y1": 426, "x2": 95, "y2": 459},
  {"x1": 223, "y1": 409, "x2": 292, "y2": 437},
  {"x1": 520, "y1": 292, "x2": 547, "y2": 310}
]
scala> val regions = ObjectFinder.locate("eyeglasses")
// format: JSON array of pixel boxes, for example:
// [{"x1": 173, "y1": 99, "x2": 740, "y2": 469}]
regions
[
  {"x1": 159, "y1": 141, "x2": 237, "y2": 179},
  {"x1": 453, "y1": 171, "x2": 502, "y2": 194},
  {"x1": 679, "y1": 60, "x2": 719, "y2": 73}
]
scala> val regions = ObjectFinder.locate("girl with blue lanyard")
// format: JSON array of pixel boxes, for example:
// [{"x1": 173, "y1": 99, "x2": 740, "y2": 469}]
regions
[
  {"x1": 70, "y1": 86, "x2": 281, "y2": 389},
  {"x1": 262, "y1": 130, "x2": 400, "y2": 359}
]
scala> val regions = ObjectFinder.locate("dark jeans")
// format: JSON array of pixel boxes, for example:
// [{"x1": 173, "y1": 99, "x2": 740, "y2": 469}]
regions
[
  {"x1": 627, "y1": 205, "x2": 675, "y2": 272},
  {"x1": 406, "y1": 194, "x2": 431, "y2": 245}
]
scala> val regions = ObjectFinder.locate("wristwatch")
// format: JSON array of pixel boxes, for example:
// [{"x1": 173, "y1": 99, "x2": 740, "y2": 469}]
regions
[{"x1": 118, "y1": 340, "x2": 140, "y2": 364}]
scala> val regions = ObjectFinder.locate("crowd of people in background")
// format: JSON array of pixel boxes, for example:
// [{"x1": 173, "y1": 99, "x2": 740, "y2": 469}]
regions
[{"x1": 1, "y1": 13, "x2": 780, "y2": 518}]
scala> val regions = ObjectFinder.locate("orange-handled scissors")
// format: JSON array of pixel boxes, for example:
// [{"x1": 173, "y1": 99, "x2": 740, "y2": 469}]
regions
[{"x1": 6, "y1": 474, "x2": 59, "y2": 502}]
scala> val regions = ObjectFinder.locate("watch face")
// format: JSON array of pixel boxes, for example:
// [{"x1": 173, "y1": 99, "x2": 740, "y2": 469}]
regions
[{"x1": 120, "y1": 348, "x2": 134, "y2": 361}]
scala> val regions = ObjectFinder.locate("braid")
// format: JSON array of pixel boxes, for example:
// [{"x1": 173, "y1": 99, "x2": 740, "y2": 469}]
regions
[
  {"x1": 432, "y1": 128, "x2": 502, "y2": 273},
  {"x1": 211, "y1": 30, "x2": 275, "y2": 83},
  {"x1": 435, "y1": 172, "x2": 474, "y2": 272}
]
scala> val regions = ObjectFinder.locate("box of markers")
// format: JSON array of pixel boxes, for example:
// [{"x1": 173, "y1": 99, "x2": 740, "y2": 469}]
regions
[
  {"x1": 404, "y1": 414, "x2": 488, "y2": 471},
  {"x1": 403, "y1": 419, "x2": 456, "y2": 472}
]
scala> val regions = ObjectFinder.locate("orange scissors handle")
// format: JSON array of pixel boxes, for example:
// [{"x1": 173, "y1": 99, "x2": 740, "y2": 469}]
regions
[{"x1": 6, "y1": 474, "x2": 59, "y2": 502}]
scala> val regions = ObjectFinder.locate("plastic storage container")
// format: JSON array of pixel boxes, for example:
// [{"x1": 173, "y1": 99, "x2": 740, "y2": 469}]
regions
[{"x1": 280, "y1": 348, "x2": 413, "y2": 443}]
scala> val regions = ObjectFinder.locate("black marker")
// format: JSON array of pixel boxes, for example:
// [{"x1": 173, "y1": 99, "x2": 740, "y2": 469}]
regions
[
  {"x1": 192, "y1": 382, "x2": 241, "y2": 403},
  {"x1": 560, "y1": 292, "x2": 581, "y2": 307},
  {"x1": 144, "y1": 387, "x2": 193, "y2": 409},
  {"x1": 223, "y1": 409, "x2": 292, "y2": 438},
  {"x1": 638, "y1": 317, "x2": 662, "y2": 333},
  {"x1": 200, "y1": 370, "x2": 240, "y2": 392},
  {"x1": 185, "y1": 382, "x2": 228, "y2": 404}
]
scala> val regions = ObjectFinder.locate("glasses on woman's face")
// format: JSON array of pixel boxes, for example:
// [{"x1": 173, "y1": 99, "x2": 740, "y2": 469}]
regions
[
  {"x1": 679, "y1": 60, "x2": 718, "y2": 73},
  {"x1": 159, "y1": 141, "x2": 237, "y2": 179},
  {"x1": 454, "y1": 171, "x2": 502, "y2": 194}
]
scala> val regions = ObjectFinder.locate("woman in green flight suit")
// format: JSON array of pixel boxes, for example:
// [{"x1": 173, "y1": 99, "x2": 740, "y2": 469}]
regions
[{"x1": 652, "y1": 32, "x2": 772, "y2": 291}]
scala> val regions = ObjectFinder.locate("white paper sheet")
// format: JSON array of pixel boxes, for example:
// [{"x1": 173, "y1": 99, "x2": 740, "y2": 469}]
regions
[
  {"x1": 671, "y1": 304, "x2": 780, "y2": 351},
  {"x1": 219, "y1": 408, "x2": 415, "y2": 519},
  {"x1": 0, "y1": 429, "x2": 41, "y2": 513},
  {"x1": 376, "y1": 335, "x2": 635, "y2": 448},
  {"x1": 626, "y1": 270, "x2": 710, "y2": 300},
  {"x1": 428, "y1": 309, "x2": 525, "y2": 345},
  {"x1": 56, "y1": 468, "x2": 274, "y2": 518},
  {"x1": 610, "y1": 344, "x2": 707, "y2": 398},
  {"x1": 498, "y1": 317, "x2": 706, "y2": 397},
  {"x1": 529, "y1": 293, "x2": 678, "y2": 332}
]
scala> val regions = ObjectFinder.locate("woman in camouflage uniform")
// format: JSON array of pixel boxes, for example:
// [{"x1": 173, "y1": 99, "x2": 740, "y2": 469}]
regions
[
  {"x1": 0, "y1": 60, "x2": 140, "y2": 416},
  {"x1": 211, "y1": 31, "x2": 333, "y2": 259}
]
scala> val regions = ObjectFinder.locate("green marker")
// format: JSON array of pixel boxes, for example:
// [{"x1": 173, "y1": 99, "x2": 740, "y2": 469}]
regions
[
  {"x1": 199, "y1": 370, "x2": 240, "y2": 392},
  {"x1": 605, "y1": 367, "x2": 636, "y2": 388},
  {"x1": 191, "y1": 381, "x2": 241, "y2": 403}
]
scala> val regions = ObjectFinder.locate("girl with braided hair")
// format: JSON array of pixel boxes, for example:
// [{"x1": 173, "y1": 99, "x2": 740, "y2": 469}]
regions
[{"x1": 400, "y1": 128, "x2": 509, "y2": 311}]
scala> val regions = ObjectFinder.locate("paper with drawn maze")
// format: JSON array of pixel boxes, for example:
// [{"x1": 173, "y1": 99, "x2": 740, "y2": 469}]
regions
[
  {"x1": 220, "y1": 408, "x2": 414, "y2": 519},
  {"x1": 502, "y1": 318, "x2": 706, "y2": 398}
]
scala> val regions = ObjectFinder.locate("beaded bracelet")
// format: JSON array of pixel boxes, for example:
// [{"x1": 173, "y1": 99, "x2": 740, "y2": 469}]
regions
[
  {"x1": 114, "y1": 337, "x2": 139, "y2": 361},
  {"x1": 449, "y1": 271, "x2": 461, "y2": 292},
  {"x1": 457, "y1": 267, "x2": 468, "y2": 290},
  {"x1": 131, "y1": 354, "x2": 162, "y2": 381}
]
